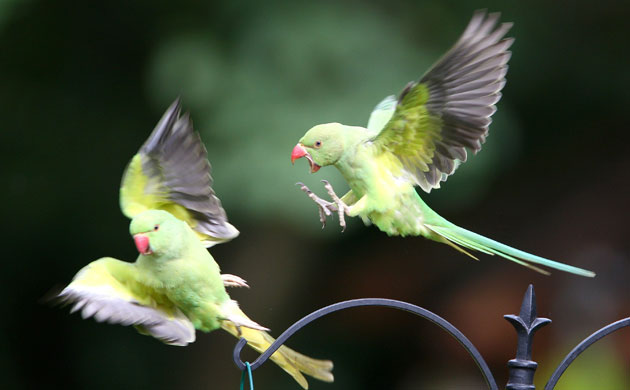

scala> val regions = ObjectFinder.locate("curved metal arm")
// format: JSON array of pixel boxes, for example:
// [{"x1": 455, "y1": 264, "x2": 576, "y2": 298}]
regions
[
  {"x1": 233, "y1": 298, "x2": 498, "y2": 390},
  {"x1": 544, "y1": 317, "x2": 630, "y2": 389}
]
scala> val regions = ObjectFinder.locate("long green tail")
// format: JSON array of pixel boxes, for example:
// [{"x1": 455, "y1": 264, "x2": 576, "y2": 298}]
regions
[{"x1": 423, "y1": 217, "x2": 595, "y2": 277}]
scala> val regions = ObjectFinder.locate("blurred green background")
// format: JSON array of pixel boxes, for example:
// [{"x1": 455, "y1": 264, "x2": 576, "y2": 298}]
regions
[{"x1": 1, "y1": 0, "x2": 629, "y2": 389}]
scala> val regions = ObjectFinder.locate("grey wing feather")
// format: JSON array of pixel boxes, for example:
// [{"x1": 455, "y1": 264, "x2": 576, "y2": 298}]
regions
[
  {"x1": 141, "y1": 98, "x2": 239, "y2": 244},
  {"x1": 58, "y1": 286, "x2": 196, "y2": 346},
  {"x1": 417, "y1": 10, "x2": 513, "y2": 190}
]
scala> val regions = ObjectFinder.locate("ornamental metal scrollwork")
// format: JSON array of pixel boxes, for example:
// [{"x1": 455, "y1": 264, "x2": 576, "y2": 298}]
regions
[{"x1": 233, "y1": 285, "x2": 629, "y2": 389}]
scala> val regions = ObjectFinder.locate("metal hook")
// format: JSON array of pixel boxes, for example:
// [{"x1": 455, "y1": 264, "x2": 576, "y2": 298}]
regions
[{"x1": 232, "y1": 297, "x2": 498, "y2": 390}]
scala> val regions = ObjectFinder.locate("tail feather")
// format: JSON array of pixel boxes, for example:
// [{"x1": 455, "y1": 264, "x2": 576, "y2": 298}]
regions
[
  {"x1": 427, "y1": 224, "x2": 551, "y2": 275},
  {"x1": 425, "y1": 223, "x2": 595, "y2": 277},
  {"x1": 440, "y1": 237, "x2": 479, "y2": 261},
  {"x1": 220, "y1": 302, "x2": 334, "y2": 389}
]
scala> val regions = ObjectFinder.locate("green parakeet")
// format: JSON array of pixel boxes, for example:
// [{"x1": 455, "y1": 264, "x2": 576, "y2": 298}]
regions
[
  {"x1": 290, "y1": 11, "x2": 595, "y2": 278},
  {"x1": 58, "y1": 100, "x2": 334, "y2": 388},
  {"x1": 120, "y1": 98, "x2": 239, "y2": 247}
]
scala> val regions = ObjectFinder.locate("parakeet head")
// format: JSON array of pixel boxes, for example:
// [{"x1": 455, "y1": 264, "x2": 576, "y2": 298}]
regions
[
  {"x1": 291, "y1": 123, "x2": 347, "y2": 172},
  {"x1": 129, "y1": 210, "x2": 185, "y2": 256}
]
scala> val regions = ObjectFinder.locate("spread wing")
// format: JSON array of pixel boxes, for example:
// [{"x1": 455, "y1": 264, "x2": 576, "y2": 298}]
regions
[
  {"x1": 120, "y1": 98, "x2": 239, "y2": 247},
  {"x1": 371, "y1": 10, "x2": 513, "y2": 192},
  {"x1": 366, "y1": 95, "x2": 397, "y2": 134},
  {"x1": 57, "y1": 258, "x2": 196, "y2": 346}
]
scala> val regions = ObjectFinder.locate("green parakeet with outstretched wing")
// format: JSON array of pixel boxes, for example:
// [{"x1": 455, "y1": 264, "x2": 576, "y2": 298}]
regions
[
  {"x1": 120, "y1": 98, "x2": 239, "y2": 247},
  {"x1": 290, "y1": 11, "x2": 595, "y2": 278},
  {"x1": 57, "y1": 100, "x2": 334, "y2": 388}
]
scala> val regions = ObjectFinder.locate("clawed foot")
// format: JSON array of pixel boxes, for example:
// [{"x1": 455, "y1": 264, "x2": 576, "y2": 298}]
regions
[
  {"x1": 221, "y1": 274, "x2": 249, "y2": 288},
  {"x1": 321, "y1": 180, "x2": 350, "y2": 231},
  {"x1": 296, "y1": 180, "x2": 350, "y2": 231},
  {"x1": 296, "y1": 182, "x2": 336, "y2": 227}
]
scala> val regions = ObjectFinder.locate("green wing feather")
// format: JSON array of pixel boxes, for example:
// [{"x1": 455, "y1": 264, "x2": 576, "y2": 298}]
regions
[
  {"x1": 366, "y1": 95, "x2": 397, "y2": 134},
  {"x1": 120, "y1": 98, "x2": 239, "y2": 247},
  {"x1": 371, "y1": 10, "x2": 513, "y2": 192},
  {"x1": 57, "y1": 258, "x2": 197, "y2": 345}
]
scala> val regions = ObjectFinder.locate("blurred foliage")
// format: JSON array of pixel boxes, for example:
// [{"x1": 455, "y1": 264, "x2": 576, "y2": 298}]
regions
[{"x1": 1, "y1": 0, "x2": 629, "y2": 389}]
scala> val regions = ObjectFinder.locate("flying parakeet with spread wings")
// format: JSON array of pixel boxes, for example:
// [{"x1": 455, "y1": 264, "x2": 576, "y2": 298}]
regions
[
  {"x1": 57, "y1": 99, "x2": 334, "y2": 388},
  {"x1": 290, "y1": 11, "x2": 595, "y2": 278},
  {"x1": 119, "y1": 98, "x2": 239, "y2": 247}
]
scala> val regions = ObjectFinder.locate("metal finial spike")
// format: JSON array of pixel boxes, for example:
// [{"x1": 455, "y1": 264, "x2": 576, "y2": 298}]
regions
[
  {"x1": 505, "y1": 285, "x2": 551, "y2": 345},
  {"x1": 504, "y1": 285, "x2": 552, "y2": 390},
  {"x1": 518, "y1": 284, "x2": 537, "y2": 326}
]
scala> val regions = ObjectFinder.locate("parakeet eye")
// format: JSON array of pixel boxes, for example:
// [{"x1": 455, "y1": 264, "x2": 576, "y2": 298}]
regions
[
  {"x1": 314, "y1": 141, "x2": 322, "y2": 148},
  {"x1": 154, "y1": 225, "x2": 160, "y2": 231}
]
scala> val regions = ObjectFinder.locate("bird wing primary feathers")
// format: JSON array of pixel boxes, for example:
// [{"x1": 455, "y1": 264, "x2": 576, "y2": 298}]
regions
[
  {"x1": 371, "y1": 10, "x2": 513, "y2": 192},
  {"x1": 120, "y1": 98, "x2": 239, "y2": 247},
  {"x1": 57, "y1": 257, "x2": 196, "y2": 346}
]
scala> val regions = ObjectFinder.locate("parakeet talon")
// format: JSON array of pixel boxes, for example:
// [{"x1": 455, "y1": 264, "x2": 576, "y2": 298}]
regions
[
  {"x1": 296, "y1": 182, "x2": 312, "y2": 195},
  {"x1": 318, "y1": 209, "x2": 327, "y2": 227},
  {"x1": 221, "y1": 274, "x2": 249, "y2": 288},
  {"x1": 320, "y1": 180, "x2": 350, "y2": 230},
  {"x1": 297, "y1": 181, "x2": 342, "y2": 228}
]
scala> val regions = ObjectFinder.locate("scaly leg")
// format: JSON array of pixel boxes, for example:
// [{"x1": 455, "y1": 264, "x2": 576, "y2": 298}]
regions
[
  {"x1": 321, "y1": 180, "x2": 351, "y2": 232},
  {"x1": 296, "y1": 182, "x2": 338, "y2": 228}
]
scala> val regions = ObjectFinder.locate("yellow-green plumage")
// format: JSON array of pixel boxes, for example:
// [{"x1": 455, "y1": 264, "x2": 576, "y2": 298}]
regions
[
  {"x1": 57, "y1": 98, "x2": 334, "y2": 388},
  {"x1": 119, "y1": 98, "x2": 239, "y2": 247},
  {"x1": 293, "y1": 11, "x2": 595, "y2": 277},
  {"x1": 59, "y1": 210, "x2": 333, "y2": 388}
]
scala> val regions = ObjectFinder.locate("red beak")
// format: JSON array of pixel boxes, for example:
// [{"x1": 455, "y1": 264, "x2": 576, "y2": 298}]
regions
[
  {"x1": 291, "y1": 144, "x2": 307, "y2": 164},
  {"x1": 133, "y1": 234, "x2": 152, "y2": 255}
]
